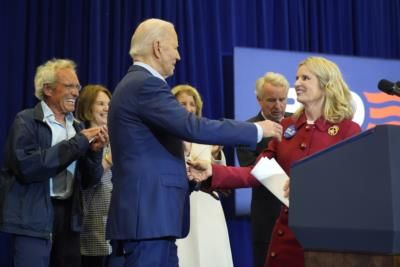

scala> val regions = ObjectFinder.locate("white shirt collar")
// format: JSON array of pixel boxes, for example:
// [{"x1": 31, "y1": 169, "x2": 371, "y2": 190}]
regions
[
  {"x1": 134, "y1": 62, "x2": 166, "y2": 82},
  {"x1": 41, "y1": 101, "x2": 74, "y2": 124},
  {"x1": 260, "y1": 111, "x2": 268, "y2": 120}
]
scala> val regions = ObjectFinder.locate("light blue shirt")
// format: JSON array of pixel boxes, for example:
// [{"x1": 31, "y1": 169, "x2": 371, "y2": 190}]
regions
[{"x1": 41, "y1": 101, "x2": 77, "y2": 199}]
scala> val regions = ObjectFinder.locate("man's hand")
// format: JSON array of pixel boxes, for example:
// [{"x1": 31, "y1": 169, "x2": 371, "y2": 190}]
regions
[
  {"x1": 91, "y1": 125, "x2": 109, "y2": 151},
  {"x1": 256, "y1": 120, "x2": 283, "y2": 141},
  {"x1": 81, "y1": 125, "x2": 109, "y2": 152},
  {"x1": 81, "y1": 127, "x2": 101, "y2": 141},
  {"x1": 187, "y1": 159, "x2": 212, "y2": 183}
]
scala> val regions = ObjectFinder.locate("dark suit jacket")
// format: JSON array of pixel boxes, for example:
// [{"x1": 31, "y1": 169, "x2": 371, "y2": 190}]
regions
[
  {"x1": 106, "y1": 64, "x2": 258, "y2": 240},
  {"x1": 236, "y1": 112, "x2": 290, "y2": 246}
]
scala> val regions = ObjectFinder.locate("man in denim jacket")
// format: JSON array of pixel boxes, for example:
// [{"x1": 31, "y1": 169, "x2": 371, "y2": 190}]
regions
[{"x1": 0, "y1": 59, "x2": 108, "y2": 267}]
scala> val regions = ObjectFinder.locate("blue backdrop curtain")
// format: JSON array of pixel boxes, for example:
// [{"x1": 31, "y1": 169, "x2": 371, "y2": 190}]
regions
[{"x1": 1, "y1": 0, "x2": 400, "y2": 266}]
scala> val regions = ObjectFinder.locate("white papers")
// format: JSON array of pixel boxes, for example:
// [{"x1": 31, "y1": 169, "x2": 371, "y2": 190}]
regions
[{"x1": 251, "y1": 157, "x2": 290, "y2": 207}]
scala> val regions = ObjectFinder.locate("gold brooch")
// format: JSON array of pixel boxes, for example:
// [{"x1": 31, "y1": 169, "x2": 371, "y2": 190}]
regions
[{"x1": 328, "y1": 125, "x2": 339, "y2": 136}]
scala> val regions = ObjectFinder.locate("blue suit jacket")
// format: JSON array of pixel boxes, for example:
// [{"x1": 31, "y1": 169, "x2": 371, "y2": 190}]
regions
[{"x1": 106, "y1": 65, "x2": 257, "y2": 240}]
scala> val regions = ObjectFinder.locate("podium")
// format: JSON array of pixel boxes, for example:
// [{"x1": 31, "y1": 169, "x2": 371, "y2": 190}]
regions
[{"x1": 289, "y1": 125, "x2": 400, "y2": 267}]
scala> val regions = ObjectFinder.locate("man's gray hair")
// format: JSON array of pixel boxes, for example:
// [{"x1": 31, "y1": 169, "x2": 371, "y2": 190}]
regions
[
  {"x1": 129, "y1": 18, "x2": 174, "y2": 60},
  {"x1": 255, "y1": 72, "x2": 289, "y2": 98},
  {"x1": 34, "y1": 58, "x2": 76, "y2": 100}
]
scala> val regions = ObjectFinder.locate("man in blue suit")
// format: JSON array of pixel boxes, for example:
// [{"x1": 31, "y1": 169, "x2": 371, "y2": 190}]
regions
[{"x1": 106, "y1": 18, "x2": 283, "y2": 267}]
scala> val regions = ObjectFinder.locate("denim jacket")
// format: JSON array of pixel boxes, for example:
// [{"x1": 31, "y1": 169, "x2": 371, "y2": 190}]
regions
[{"x1": 0, "y1": 103, "x2": 103, "y2": 239}]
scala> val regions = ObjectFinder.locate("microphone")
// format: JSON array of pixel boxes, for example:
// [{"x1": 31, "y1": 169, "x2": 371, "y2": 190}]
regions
[{"x1": 377, "y1": 79, "x2": 400, "y2": 96}]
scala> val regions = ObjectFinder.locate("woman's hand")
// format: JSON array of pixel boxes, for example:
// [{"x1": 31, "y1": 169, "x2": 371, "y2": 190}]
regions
[
  {"x1": 283, "y1": 179, "x2": 290, "y2": 199},
  {"x1": 211, "y1": 145, "x2": 223, "y2": 160}
]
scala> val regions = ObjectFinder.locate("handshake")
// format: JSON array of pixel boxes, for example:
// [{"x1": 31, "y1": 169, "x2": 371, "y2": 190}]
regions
[
  {"x1": 187, "y1": 160, "x2": 231, "y2": 199},
  {"x1": 187, "y1": 160, "x2": 213, "y2": 183},
  {"x1": 185, "y1": 118, "x2": 283, "y2": 183},
  {"x1": 187, "y1": 159, "x2": 291, "y2": 201}
]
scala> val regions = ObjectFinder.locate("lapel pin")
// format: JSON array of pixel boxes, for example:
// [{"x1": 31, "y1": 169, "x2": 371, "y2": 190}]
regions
[
  {"x1": 328, "y1": 125, "x2": 339, "y2": 136},
  {"x1": 284, "y1": 124, "x2": 296, "y2": 139}
]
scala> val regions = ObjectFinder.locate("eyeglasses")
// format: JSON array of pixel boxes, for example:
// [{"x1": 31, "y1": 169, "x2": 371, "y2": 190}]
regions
[{"x1": 58, "y1": 82, "x2": 82, "y2": 91}]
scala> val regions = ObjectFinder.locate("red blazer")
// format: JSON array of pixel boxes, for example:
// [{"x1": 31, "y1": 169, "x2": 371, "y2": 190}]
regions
[{"x1": 211, "y1": 113, "x2": 361, "y2": 267}]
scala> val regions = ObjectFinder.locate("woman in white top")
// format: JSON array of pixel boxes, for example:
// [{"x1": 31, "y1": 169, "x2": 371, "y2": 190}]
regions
[{"x1": 172, "y1": 84, "x2": 233, "y2": 267}]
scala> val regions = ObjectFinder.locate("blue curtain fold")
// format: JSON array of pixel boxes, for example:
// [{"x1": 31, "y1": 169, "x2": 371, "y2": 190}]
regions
[{"x1": 1, "y1": 0, "x2": 400, "y2": 266}]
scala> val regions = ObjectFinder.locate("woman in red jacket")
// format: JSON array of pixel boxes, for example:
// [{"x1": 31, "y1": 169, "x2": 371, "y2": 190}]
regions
[{"x1": 189, "y1": 56, "x2": 361, "y2": 267}]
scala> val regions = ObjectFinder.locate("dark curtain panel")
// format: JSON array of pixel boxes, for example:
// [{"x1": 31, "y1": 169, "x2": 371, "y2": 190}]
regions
[{"x1": 1, "y1": 0, "x2": 399, "y2": 266}]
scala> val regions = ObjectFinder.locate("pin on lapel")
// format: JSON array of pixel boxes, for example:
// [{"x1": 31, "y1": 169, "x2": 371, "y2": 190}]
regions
[
  {"x1": 284, "y1": 124, "x2": 296, "y2": 139},
  {"x1": 328, "y1": 125, "x2": 339, "y2": 136}
]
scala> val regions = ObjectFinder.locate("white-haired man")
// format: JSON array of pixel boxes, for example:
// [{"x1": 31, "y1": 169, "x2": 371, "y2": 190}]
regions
[
  {"x1": 0, "y1": 59, "x2": 108, "y2": 267},
  {"x1": 107, "y1": 19, "x2": 283, "y2": 267}
]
